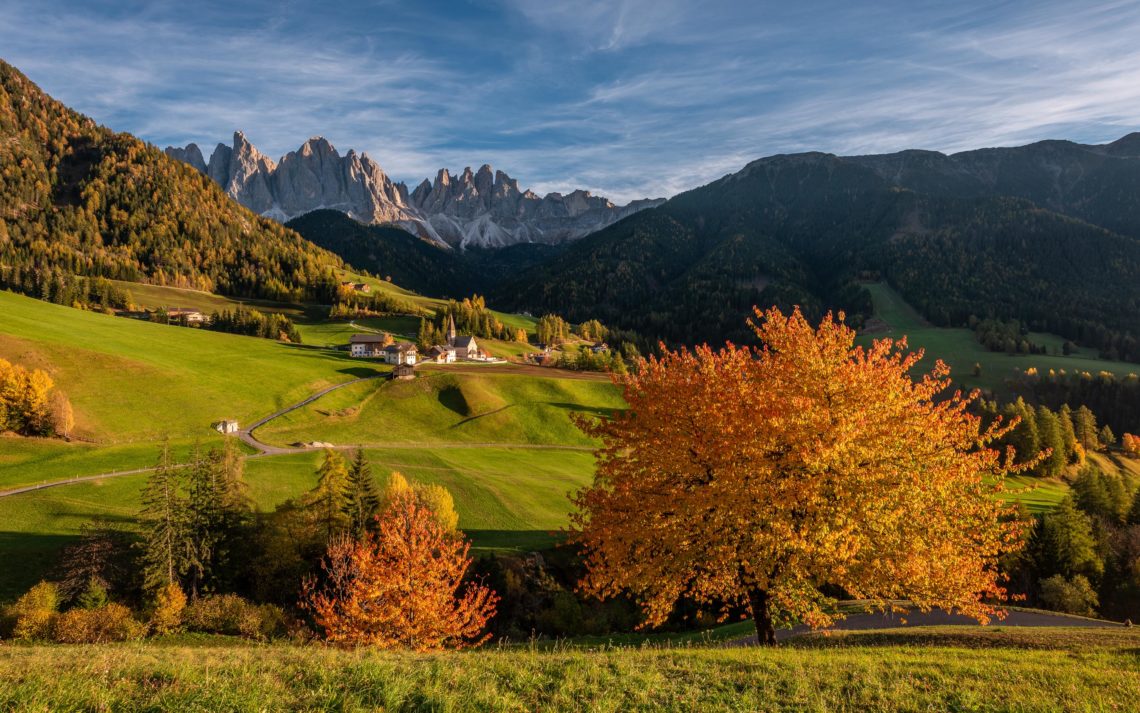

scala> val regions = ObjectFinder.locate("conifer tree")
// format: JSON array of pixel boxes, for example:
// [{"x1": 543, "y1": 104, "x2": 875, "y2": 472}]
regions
[
  {"x1": 305, "y1": 449, "x2": 351, "y2": 542},
  {"x1": 343, "y1": 449, "x2": 381, "y2": 539},
  {"x1": 1035, "y1": 406, "x2": 1067, "y2": 477},
  {"x1": 138, "y1": 440, "x2": 187, "y2": 593},
  {"x1": 1074, "y1": 406, "x2": 1098, "y2": 451}
]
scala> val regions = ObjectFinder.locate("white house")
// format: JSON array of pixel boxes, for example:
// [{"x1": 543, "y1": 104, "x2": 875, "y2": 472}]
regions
[
  {"x1": 427, "y1": 345, "x2": 457, "y2": 363},
  {"x1": 213, "y1": 419, "x2": 239, "y2": 434},
  {"x1": 349, "y1": 333, "x2": 387, "y2": 358},
  {"x1": 383, "y1": 342, "x2": 418, "y2": 365}
]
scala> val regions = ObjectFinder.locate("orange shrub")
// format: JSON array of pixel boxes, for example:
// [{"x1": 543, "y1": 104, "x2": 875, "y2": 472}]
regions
[
  {"x1": 51, "y1": 603, "x2": 146, "y2": 643},
  {"x1": 1123, "y1": 433, "x2": 1140, "y2": 456}
]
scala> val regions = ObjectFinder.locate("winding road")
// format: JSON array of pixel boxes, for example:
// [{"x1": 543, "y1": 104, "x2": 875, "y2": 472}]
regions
[{"x1": 0, "y1": 370, "x2": 594, "y2": 498}]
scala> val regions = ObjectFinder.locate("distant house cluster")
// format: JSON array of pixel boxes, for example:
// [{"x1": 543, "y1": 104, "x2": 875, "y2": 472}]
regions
[
  {"x1": 340, "y1": 281, "x2": 371, "y2": 293},
  {"x1": 347, "y1": 316, "x2": 492, "y2": 376},
  {"x1": 349, "y1": 334, "x2": 417, "y2": 365}
]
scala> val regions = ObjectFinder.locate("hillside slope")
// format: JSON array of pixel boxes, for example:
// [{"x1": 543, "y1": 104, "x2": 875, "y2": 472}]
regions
[
  {"x1": 0, "y1": 60, "x2": 344, "y2": 305},
  {"x1": 498, "y1": 146, "x2": 1140, "y2": 355}
]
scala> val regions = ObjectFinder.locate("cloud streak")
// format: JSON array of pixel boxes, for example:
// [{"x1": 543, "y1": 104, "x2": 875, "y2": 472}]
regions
[{"x1": 2, "y1": 0, "x2": 1139, "y2": 203}]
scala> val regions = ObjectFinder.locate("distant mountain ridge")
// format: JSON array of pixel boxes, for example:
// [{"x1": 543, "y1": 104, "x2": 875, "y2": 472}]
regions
[
  {"x1": 165, "y1": 133, "x2": 663, "y2": 249},
  {"x1": 497, "y1": 134, "x2": 1140, "y2": 360}
]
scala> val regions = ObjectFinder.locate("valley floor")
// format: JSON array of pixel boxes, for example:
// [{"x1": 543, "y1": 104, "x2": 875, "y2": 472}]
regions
[{"x1": 0, "y1": 627, "x2": 1136, "y2": 711}]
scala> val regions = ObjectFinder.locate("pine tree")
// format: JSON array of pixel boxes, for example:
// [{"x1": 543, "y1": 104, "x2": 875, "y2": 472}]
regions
[
  {"x1": 1074, "y1": 406, "x2": 1098, "y2": 451},
  {"x1": 138, "y1": 440, "x2": 186, "y2": 592},
  {"x1": 305, "y1": 449, "x2": 351, "y2": 542},
  {"x1": 1057, "y1": 404, "x2": 1078, "y2": 464},
  {"x1": 1035, "y1": 406, "x2": 1066, "y2": 478},
  {"x1": 343, "y1": 449, "x2": 381, "y2": 539},
  {"x1": 1100, "y1": 424, "x2": 1116, "y2": 448},
  {"x1": 183, "y1": 443, "x2": 222, "y2": 598}
]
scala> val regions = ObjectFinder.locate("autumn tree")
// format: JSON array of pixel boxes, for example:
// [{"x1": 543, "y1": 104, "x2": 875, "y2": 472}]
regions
[
  {"x1": 571, "y1": 307, "x2": 1029, "y2": 644},
  {"x1": 381, "y1": 471, "x2": 460, "y2": 532},
  {"x1": 302, "y1": 491, "x2": 498, "y2": 650}
]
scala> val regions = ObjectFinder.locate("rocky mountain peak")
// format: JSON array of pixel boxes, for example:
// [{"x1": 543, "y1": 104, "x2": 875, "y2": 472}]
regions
[{"x1": 166, "y1": 132, "x2": 665, "y2": 248}]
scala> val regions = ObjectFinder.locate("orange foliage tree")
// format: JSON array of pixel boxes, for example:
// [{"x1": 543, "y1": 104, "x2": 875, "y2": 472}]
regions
[
  {"x1": 1123, "y1": 433, "x2": 1140, "y2": 456},
  {"x1": 571, "y1": 307, "x2": 1029, "y2": 644},
  {"x1": 302, "y1": 492, "x2": 497, "y2": 650}
]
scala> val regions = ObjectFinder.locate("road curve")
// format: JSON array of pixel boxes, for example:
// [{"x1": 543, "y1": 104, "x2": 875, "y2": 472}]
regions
[{"x1": 0, "y1": 371, "x2": 597, "y2": 497}]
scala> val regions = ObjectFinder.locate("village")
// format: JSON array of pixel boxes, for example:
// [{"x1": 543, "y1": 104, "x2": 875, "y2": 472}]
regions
[{"x1": 348, "y1": 315, "x2": 505, "y2": 380}]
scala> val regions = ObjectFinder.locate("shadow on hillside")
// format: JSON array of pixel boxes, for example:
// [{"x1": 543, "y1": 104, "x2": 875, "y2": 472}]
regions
[
  {"x1": 438, "y1": 385, "x2": 469, "y2": 417},
  {"x1": 464, "y1": 529, "x2": 568, "y2": 553},
  {"x1": 336, "y1": 366, "x2": 384, "y2": 378},
  {"x1": 0, "y1": 531, "x2": 80, "y2": 602},
  {"x1": 544, "y1": 402, "x2": 618, "y2": 418}
]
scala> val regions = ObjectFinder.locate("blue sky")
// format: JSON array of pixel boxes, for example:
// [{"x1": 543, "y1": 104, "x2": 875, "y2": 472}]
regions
[{"x1": 3, "y1": 0, "x2": 1140, "y2": 202}]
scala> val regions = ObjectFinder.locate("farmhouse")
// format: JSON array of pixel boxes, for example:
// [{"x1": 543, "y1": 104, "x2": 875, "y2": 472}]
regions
[
  {"x1": 166, "y1": 309, "x2": 207, "y2": 324},
  {"x1": 349, "y1": 333, "x2": 388, "y2": 358},
  {"x1": 391, "y1": 363, "x2": 416, "y2": 380},
  {"x1": 383, "y1": 342, "x2": 418, "y2": 366},
  {"x1": 427, "y1": 345, "x2": 457, "y2": 363},
  {"x1": 340, "y1": 281, "x2": 371, "y2": 293}
]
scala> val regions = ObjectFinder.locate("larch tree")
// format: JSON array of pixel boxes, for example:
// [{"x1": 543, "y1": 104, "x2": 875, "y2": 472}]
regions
[
  {"x1": 571, "y1": 307, "x2": 1030, "y2": 644},
  {"x1": 303, "y1": 491, "x2": 498, "y2": 650}
]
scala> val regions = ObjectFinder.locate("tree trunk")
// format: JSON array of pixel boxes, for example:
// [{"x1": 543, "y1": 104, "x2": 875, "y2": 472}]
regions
[{"x1": 748, "y1": 587, "x2": 777, "y2": 645}]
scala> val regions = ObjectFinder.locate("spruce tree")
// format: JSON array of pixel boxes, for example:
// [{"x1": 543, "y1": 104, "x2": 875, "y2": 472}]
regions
[
  {"x1": 1057, "y1": 404, "x2": 1078, "y2": 463},
  {"x1": 1100, "y1": 424, "x2": 1116, "y2": 448},
  {"x1": 138, "y1": 440, "x2": 187, "y2": 593},
  {"x1": 1035, "y1": 406, "x2": 1066, "y2": 478},
  {"x1": 1074, "y1": 406, "x2": 1098, "y2": 451},
  {"x1": 183, "y1": 443, "x2": 222, "y2": 598},
  {"x1": 306, "y1": 448, "x2": 351, "y2": 542},
  {"x1": 343, "y1": 448, "x2": 381, "y2": 539}
]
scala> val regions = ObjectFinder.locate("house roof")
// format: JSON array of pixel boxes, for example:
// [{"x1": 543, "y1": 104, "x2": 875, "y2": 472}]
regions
[
  {"x1": 384, "y1": 342, "x2": 417, "y2": 353},
  {"x1": 350, "y1": 334, "x2": 387, "y2": 344},
  {"x1": 453, "y1": 335, "x2": 477, "y2": 348},
  {"x1": 428, "y1": 345, "x2": 455, "y2": 355}
]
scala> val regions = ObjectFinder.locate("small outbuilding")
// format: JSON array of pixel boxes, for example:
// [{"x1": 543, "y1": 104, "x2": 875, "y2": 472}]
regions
[
  {"x1": 391, "y1": 363, "x2": 416, "y2": 380},
  {"x1": 213, "y1": 419, "x2": 239, "y2": 434}
]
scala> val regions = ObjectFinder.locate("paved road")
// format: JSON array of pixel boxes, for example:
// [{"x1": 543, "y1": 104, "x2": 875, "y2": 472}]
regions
[
  {"x1": 239, "y1": 375, "x2": 384, "y2": 455},
  {"x1": 0, "y1": 371, "x2": 597, "y2": 497},
  {"x1": 730, "y1": 607, "x2": 1122, "y2": 645}
]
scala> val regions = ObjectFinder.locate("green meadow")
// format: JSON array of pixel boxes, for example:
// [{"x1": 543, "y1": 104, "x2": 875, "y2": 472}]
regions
[
  {"x1": 0, "y1": 627, "x2": 1137, "y2": 711},
  {"x1": 862, "y1": 282, "x2": 1140, "y2": 394},
  {"x1": 256, "y1": 371, "x2": 622, "y2": 448}
]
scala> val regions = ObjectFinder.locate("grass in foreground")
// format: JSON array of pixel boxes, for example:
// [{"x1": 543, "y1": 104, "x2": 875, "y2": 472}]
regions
[{"x1": 0, "y1": 627, "x2": 1136, "y2": 711}]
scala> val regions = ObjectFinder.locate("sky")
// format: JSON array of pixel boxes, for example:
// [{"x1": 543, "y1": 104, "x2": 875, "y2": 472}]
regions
[{"x1": 3, "y1": 0, "x2": 1140, "y2": 202}]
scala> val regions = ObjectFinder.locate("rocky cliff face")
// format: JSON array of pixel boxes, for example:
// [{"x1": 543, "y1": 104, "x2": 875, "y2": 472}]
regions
[{"x1": 166, "y1": 133, "x2": 663, "y2": 248}]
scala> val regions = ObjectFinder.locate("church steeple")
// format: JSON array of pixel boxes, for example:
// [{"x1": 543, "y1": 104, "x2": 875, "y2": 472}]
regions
[{"x1": 446, "y1": 314, "x2": 457, "y2": 344}]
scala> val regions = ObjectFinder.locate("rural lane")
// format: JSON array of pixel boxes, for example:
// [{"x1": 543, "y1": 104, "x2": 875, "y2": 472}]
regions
[{"x1": 0, "y1": 370, "x2": 595, "y2": 498}]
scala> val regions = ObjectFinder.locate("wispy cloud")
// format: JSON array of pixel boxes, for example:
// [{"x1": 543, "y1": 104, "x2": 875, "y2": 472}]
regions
[{"x1": 2, "y1": 1, "x2": 1140, "y2": 203}]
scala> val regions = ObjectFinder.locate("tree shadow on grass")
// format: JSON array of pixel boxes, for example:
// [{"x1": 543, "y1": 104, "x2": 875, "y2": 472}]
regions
[
  {"x1": 543, "y1": 402, "x2": 619, "y2": 418},
  {"x1": 464, "y1": 529, "x2": 567, "y2": 553}
]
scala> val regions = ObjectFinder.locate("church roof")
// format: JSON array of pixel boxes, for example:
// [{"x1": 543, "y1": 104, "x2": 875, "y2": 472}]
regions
[{"x1": 453, "y1": 335, "x2": 477, "y2": 348}]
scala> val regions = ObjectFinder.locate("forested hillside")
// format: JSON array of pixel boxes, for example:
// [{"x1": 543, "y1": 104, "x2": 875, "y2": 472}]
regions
[
  {"x1": 0, "y1": 61, "x2": 344, "y2": 305},
  {"x1": 497, "y1": 149, "x2": 1140, "y2": 355}
]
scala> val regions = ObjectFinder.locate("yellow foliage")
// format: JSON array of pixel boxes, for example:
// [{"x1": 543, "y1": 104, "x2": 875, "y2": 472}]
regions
[
  {"x1": 572, "y1": 307, "x2": 1027, "y2": 643},
  {"x1": 303, "y1": 492, "x2": 497, "y2": 650},
  {"x1": 150, "y1": 583, "x2": 186, "y2": 635}
]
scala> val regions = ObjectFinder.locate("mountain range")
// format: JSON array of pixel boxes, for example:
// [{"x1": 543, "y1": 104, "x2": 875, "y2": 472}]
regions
[
  {"x1": 496, "y1": 135, "x2": 1140, "y2": 358},
  {"x1": 165, "y1": 133, "x2": 663, "y2": 249}
]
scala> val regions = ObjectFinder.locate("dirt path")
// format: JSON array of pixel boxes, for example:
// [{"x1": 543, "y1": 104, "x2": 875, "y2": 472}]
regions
[{"x1": 729, "y1": 607, "x2": 1122, "y2": 645}]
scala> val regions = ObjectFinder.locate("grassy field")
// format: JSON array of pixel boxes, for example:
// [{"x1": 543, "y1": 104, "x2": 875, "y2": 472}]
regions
[
  {"x1": 862, "y1": 283, "x2": 1140, "y2": 394},
  {"x1": 0, "y1": 291, "x2": 371, "y2": 443},
  {"x1": 0, "y1": 627, "x2": 1136, "y2": 711},
  {"x1": 257, "y1": 371, "x2": 622, "y2": 448},
  {"x1": 0, "y1": 442, "x2": 596, "y2": 600}
]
